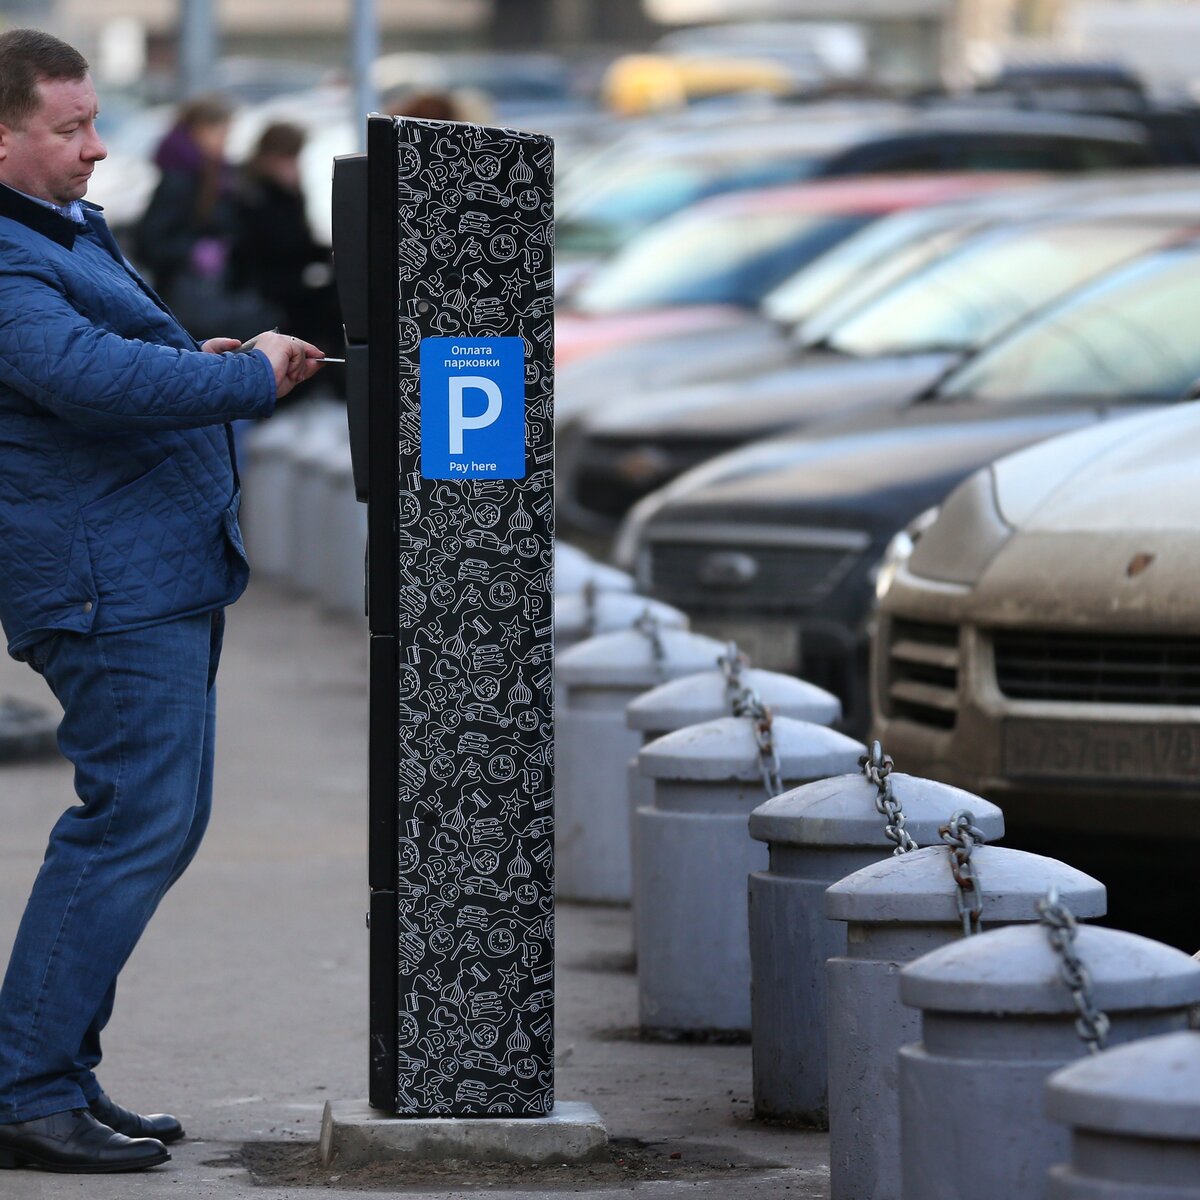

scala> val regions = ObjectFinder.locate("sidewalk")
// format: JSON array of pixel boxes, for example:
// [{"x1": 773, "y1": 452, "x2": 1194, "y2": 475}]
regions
[{"x1": 0, "y1": 581, "x2": 829, "y2": 1198}]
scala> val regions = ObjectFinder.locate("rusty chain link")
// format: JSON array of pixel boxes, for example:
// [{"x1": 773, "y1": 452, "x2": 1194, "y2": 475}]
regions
[
  {"x1": 632, "y1": 608, "x2": 667, "y2": 676},
  {"x1": 860, "y1": 741, "x2": 919, "y2": 855},
  {"x1": 940, "y1": 810, "x2": 987, "y2": 937},
  {"x1": 713, "y1": 643, "x2": 782, "y2": 797},
  {"x1": 742, "y1": 692, "x2": 785, "y2": 799},
  {"x1": 1037, "y1": 887, "x2": 1111, "y2": 1055}
]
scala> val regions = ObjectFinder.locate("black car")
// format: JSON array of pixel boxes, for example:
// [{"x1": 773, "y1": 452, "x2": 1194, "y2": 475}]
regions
[
  {"x1": 616, "y1": 238, "x2": 1200, "y2": 732},
  {"x1": 954, "y1": 62, "x2": 1200, "y2": 166}
]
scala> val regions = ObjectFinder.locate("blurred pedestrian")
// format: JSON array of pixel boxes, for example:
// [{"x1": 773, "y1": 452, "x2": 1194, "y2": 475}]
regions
[
  {"x1": 135, "y1": 95, "x2": 278, "y2": 341},
  {"x1": 0, "y1": 28, "x2": 325, "y2": 1174},
  {"x1": 229, "y1": 122, "x2": 340, "y2": 355},
  {"x1": 385, "y1": 89, "x2": 470, "y2": 121}
]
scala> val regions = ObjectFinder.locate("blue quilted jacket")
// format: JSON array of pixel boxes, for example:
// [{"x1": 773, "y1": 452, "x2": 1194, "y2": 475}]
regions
[{"x1": 0, "y1": 184, "x2": 276, "y2": 657}]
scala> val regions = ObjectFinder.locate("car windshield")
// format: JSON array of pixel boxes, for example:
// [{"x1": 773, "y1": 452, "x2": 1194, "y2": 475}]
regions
[
  {"x1": 763, "y1": 206, "x2": 982, "y2": 328},
  {"x1": 556, "y1": 150, "x2": 821, "y2": 256},
  {"x1": 822, "y1": 220, "x2": 1172, "y2": 358},
  {"x1": 940, "y1": 244, "x2": 1200, "y2": 403},
  {"x1": 797, "y1": 225, "x2": 980, "y2": 347},
  {"x1": 572, "y1": 207, "x2": 872, "y2": 314}
]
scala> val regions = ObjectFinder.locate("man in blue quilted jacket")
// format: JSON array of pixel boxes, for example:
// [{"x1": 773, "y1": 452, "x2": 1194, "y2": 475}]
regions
[{"x1": 0, "y1": 30, "x2": 326, "y2": 1173}]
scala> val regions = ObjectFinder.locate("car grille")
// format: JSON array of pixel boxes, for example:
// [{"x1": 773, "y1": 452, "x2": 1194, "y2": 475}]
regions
[
  {"x1": 645, "y1": 534, "x2": 862, "y2": 613},
  {"x1": 993, "y1": 631, "x2": 1200, "y2": 706},
  {"x1": 572, "y1": 442, "x2": 722, "y2": 524},
  {"x1": 887, "y1": 618, "x2": 960, "y2": 731}
]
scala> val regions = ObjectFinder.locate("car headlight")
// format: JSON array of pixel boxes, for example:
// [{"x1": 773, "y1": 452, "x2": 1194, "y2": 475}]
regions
[
  {"x1": 874, "y1": 506, "x2": 940, "y2": 603},
  {"x1": 906, "y1": 467, "x2": 1014, "y2": 586},
  {"x1": 613, "y1": 444, "x2": 673, "y2": 488}
]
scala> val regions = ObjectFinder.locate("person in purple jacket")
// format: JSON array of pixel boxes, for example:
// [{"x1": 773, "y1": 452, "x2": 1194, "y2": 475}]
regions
[{"x1": 0, "y1": 29, "x2": 326, "y2": 1173}]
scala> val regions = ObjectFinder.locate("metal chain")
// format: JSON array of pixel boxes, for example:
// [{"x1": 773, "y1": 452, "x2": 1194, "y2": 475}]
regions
[
  {"x1": 713, "y1": 642, "x2": 782, "y2": 797},
  {"x1": 741, "y1": 692, "x2": 785, "y2": 799},
  {"x1": 1037, "y1": 887, "x2": 1111, "y2": 1055},
  {"x1": 940, "y1": 810, "x2": 987, "y2": 937},
  {"x1": 633, "y1": 608, "x2": 667, "y2": 676},
  {"x1": 860, "y1": 741, "x2": 919, "y2": 856},
  {"x1": 581, "y1": 578, "x2": 598, "y2": 639},
  {"x1": 717, "y1": 641, "x2": 751, "y2": 713}
]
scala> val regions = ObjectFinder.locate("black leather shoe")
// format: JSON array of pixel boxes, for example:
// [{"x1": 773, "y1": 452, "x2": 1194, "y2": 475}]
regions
[
  {"x1": 0, "y1": 1108, "x2": 169, "y2": 1173},
  {"x1": 89, "y1": 1092, "x2": 184, "y2": 1145}
]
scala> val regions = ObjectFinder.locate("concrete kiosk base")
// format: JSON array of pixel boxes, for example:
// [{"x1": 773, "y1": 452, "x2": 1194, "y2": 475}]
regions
[{"x1": 319, "y1": 1100, "x2": 609, "y2": 1167}]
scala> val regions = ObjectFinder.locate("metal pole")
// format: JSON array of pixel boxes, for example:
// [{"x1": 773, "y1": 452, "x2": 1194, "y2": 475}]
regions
[
  {"x1": 351, "y1": 0, "x2": 380, "y2": 152},
  {"x1": 179, "y1": 0, "x2": 218, "y2": 98}
]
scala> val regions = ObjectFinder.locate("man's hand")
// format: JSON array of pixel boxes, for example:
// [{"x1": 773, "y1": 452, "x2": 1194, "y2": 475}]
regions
[
  {"x1": 248, "y1": 331, "x2": 327, "y2": 399},
  {"x1": 201, "y1": 338, "x2": 242, "y2": 354}
]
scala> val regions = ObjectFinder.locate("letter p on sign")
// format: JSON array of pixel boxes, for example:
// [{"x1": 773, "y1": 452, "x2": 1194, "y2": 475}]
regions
[
  {"x1": 449, "y1": 377, "x2": 503, "y2": 455},
  {"x1": 420, "y1": 337, "x2": 527, "y2": 480}
]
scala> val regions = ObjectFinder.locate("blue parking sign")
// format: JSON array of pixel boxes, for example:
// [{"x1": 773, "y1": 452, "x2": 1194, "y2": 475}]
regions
[{"x1": 420, "y1": 337, "x2": 526, "y2": 480}]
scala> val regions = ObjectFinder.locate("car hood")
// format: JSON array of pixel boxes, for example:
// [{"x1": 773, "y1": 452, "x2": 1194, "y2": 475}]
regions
[
  {"x1": 989, "y1": 403, "x2": 1200, "y2": 534},
  {"x1": 625, "y1": 405, "x2": 1122, "y2": 548},
  {"x1": 585, "y1": 352, "x2": 958, "y2": 442},
  {"x1": 957, "y1": 404, "x2": 1200, "y2": 628}
]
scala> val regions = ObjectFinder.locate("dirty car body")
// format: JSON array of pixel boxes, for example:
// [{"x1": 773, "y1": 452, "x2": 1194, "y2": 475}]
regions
[{"x1": 871, "y1": 404, "x2": 1200, "y2": 840}]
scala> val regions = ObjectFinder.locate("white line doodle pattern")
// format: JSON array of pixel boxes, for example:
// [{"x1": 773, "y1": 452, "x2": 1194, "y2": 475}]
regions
[{"x1": 390, "y1": 117, "x2": 554, "y2": 1117}]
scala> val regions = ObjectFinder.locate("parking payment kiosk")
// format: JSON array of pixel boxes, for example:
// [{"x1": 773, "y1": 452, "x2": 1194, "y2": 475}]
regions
[{"x1": 333, "y1": 116, "x2": 555, "y2": 1117}]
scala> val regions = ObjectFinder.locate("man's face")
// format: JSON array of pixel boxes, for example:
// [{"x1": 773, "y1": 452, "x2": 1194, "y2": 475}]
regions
[{"x1": 0, "y1": 73, "x2": 106, "y2": 206}]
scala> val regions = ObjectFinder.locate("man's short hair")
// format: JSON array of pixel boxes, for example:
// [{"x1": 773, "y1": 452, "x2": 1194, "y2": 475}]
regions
[{"x1": 0, "y1": 29, "x2": 89, "y2": 129}]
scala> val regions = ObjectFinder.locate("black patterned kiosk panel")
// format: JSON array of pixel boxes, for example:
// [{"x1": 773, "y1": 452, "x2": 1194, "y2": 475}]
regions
[{"x1": 364, "y1": 116, "x2": 554, "y2": 1117}]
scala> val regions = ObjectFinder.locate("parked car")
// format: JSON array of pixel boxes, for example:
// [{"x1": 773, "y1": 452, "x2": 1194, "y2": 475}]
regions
[
  {"x1": 957, "y1": 61, "x2": 1200, "y2": 166},
  {"x1": 372, "y1": 51, "x2": 585, "y2": 117},
  {"x1": 655, "y1": 20, "x2": 868, "y2": 82},
  {"x1": 601, "y1": 52, "x2": 814, "y2": 115},
  {"x1": 870, "y1": 402, "x2": 1200, "y2": 840},
  {"x1": 560, "y1": 168, "x2": 1200, "y2": 423},
  {"x1": 564, "y1": 192, "x2": 1200, "y2": 534},
  {"x1": 556, "y1": 105, "x2": 900, "y2": 266},
  {"x1": 557, "y1": 173, "x2": 1065, "y2": 371},
  {"x1": 617, "y1": 236, "x2": 1200, "y2": 731},
  {"x1": 554, "y1": 172, "x2": 1052, "y2": 424},
  {"x1": 557, "y1": 105, "x2": 1152, "y2": 268}
]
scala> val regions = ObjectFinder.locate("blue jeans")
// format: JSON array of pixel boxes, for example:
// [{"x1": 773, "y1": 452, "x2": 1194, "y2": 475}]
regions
[{"x1": 0, "y1": 611, "x2": 224, "y2": 1122}]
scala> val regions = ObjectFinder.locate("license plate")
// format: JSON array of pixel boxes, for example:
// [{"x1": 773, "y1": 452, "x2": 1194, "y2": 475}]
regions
[
  {"x1": 691, "y1": 618, "x2": 800, "y2": 674},
  {"x1": 1003, "y1": 720, "x2": 1200, "y2": 784}
]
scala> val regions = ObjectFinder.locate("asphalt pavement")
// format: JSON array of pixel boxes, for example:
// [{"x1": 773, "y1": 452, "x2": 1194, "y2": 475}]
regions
[{"x1": 0, "y1": 580, "x2": 830, "y2": 1198}]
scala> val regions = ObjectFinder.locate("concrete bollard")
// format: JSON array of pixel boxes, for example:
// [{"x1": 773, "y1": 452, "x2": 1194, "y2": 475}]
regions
[
  {"x1": 636, "y1": 716, "x2": 863, "y2": 1036},
  {"x1": 555, "y1": 591, "x2": 688, "y2": 657},
  {"x1": 554, "y1": 593, "x2": 688, "y2": 738},
  {"x1": 747, "y1": 772, "x2": 1002, "y2": 1127},
  {"x1": 241, "y1": 403, "x2": 333, "y2": 579},
  {"x1": 556, "y1": 627, "x2": 726, "y2": 903},
  {"x1": 554, "y1": 544, "x2": 634, "y2": 595},
  {"x1": 291, "y1": 415, "x2": 348, "y2": 596},
  {"x1": 317, "y1": 439, "x2": 367, "y2": 620},
  {"x1": 1046, "y1": 1029, "x2": 1200, "y2": 1199},
  {"x1": 555, "y1": 539, "x2": 591, "y2": 574},
  {"x1": 627, "y1": 664, "x2": 842, "y2": 818},
  {"x1": 899, "y1": 924, "x2": 1200, "y2": 1200},
  {"x1": 626, "y1": 665, "x2": 842, "y2": 928},
  {"x1": 826, "y1": 846, "x2": 1106, "y2": 1200}
]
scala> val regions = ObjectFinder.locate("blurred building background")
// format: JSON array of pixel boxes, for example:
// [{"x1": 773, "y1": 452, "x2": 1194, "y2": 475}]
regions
[{"x1": 2, "y1": 0, "x2": 1200, "y2": 93}]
